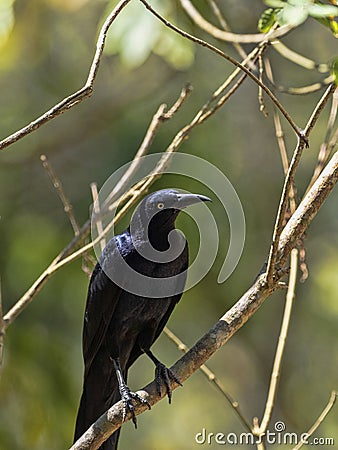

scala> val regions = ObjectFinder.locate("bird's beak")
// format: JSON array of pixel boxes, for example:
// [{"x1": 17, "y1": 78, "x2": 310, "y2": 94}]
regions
[{"x1": 177, "y1": 193, "x2": 211, "y2": 208}]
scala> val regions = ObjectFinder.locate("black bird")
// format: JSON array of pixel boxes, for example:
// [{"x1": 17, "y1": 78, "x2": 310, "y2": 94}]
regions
[{"x1": 74, "y1": 189, "x2": 210, "y2": 449}]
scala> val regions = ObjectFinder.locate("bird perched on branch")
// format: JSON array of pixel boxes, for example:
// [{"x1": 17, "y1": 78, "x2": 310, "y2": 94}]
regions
[{"x1": 74, "y1": 188, "x2": 211, "y2": 449}]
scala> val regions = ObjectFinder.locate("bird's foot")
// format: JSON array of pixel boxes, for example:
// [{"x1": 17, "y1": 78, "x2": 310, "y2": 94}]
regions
[
  {"x1": 120, "y1": 384, "x2": 151, "y2": 428},
  {"x1": 155, "y1": 362, "x2": 182, "y2": 404}
]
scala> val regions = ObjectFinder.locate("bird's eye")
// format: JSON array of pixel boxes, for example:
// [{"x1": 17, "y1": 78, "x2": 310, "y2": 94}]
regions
[{"x1": 157, "y1": 202, "x2": 164, "y2": 209}]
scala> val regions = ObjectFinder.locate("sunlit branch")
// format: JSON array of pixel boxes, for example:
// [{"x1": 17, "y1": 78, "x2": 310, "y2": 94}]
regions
[{"x1": 0, "y1": 0, "x2": 132, "y2": 152}]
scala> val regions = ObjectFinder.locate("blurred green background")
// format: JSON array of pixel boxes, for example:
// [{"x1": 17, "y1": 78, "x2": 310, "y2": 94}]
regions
[{"x1": 0, "y1": 1, "x2": 337, "y2": 449}]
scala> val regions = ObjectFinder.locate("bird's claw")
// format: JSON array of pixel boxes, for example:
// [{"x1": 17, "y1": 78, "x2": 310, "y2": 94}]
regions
[
  {"x1": 120, "y1": 385, "x2": 151, "y2": 428},
  {"x1": 155, "y1": 363, "x2": 182, "y2": 404}
]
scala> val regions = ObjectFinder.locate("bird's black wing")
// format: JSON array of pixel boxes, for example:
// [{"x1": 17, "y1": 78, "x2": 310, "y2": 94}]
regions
[
  {"x1": 75, "y1": 238, "x2": 125, "y2": 444},
  {"x1": 82, "y1": 241, "x2": 123, "y2": 378}
]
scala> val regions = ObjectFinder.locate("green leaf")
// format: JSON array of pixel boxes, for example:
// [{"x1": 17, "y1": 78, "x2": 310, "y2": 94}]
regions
[
  {"x1": 314, "y1": 14, "x2": 338, "y2": 37},
  {"x1": 329, "y1": 19, "x2": 338, "y2": 36},
  {"x1": 275, "y1": 4, "x2": 309, "y2": 26},
  {"x1": 258, "y1": 8, "x2": 276, "y2": 32},
  {"x1": 308, "y1": 4, "x2": 338, "y2": 18}
]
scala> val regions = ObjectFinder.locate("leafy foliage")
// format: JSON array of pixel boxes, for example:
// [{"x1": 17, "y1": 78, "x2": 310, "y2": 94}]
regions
[{"x1": 259, "y1": 0, "x2": 338, "y2": 33}]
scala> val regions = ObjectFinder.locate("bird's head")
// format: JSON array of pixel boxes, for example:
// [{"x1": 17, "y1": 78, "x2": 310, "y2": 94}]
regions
[
  {"x1": 140, "y1": 188, "x2": 210, "y2": 229},
  {"x1": 130, "y1": 188, "x2": 211, "y2": 246}
]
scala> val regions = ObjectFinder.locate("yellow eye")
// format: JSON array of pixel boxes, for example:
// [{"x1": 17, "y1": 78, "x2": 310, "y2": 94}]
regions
[{"x1": 157, "y1": 202, "x2": 164, "y2": 209}]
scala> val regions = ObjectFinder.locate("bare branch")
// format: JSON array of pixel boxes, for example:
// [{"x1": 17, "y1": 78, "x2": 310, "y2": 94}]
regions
[
  {"x1": 178, "y1": 0, "x2": 294, "y2": 43},
  {"x1": 0, "y1": 0, "x2": 132, "y2": 152},
  {"x1": 278, "y1": 150, "x2": 338, "y2": 267},
  {"x1": 266, "y1": 58, "x2": 297, "y2": 212},
  {"x1": 307, "y1": 88, "x2": 338, "y2": 190},
  {"x1": 258, "y1": 53, "x2": 268, "y2": 117},
  {"x1": 272, "y1": 41, "x2": 329, "y2": 73},
  {"x1": 139, "y1": 0, "x2": 303, "y2": 139},
  {"x1": 292, "y1": 391, "x2": 338, "y2": 450},
  {"x1": 265, "y1": 83, "x2": 336, "y2": 285},
  {"x1": 265, "y1": 45, "x2": 333, "y2": 95},
  {"x1": 41, "y1": 154, "x2": 80, "y2": 235},
  {"x1": 162, "y1": 83, "x2": 193, "y2": 119},
  {"x1": 90, "y1": 183, "x2": 106, "y2": 254},
  {"x1": 71, "y1": 148, "x2": 338, "y2": 449},
  {"x1": 256, "y1": 248, "x2": 298, "y2": 437}
]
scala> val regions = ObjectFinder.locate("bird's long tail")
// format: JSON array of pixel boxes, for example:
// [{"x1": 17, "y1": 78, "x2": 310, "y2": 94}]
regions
[{"x1": 74, "y1": 356, "x2": 126, "y2": 450}]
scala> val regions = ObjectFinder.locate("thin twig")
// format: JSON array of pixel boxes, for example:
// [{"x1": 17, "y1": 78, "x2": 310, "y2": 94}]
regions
[
  {"x1": 265, "y1": 139, "x2": 305, "y2": 285},
  {"x1": 307, "y1": 88, "x2": 338, "y2": 191},
  {"x1": 267, "y1": 58, "x2": 297, "y2": 212},
  {"x1": 265, "y1": 41, "x2": 333, "y2": 94},
  {"x1": 189, "y1": 45, "x2": 262, "y2": 127},
  {"x1": 0, "y1": 0, "x2": 132, "y2": 152},
  {"x1": 197, "y1": 72, "x2": 249, "y2": 123},
  {"x1": 163, "y1": 327, "x2": 252, "y2": 433},
  {"x1": 265, "y1": 83, "x2": 336, "y2": 285},
  {"x1": 292, "y1": 390, "x2": 338, "y2": 450},
  {"x1": 272, "y1": 41, "x2": 329, "y2": 73},
  {"x1": 255, "y1": 248, "x2": 298, "y2": 438},
  {"x1": 40, "y1": 154, "x2": 95, "y2": 276},
  {"x1": 71, "y1": 149, "x2": 338, "y2": 449},
  {"x1": 139, "y1": 0, "x2": 303, "y2": 139},
  {"x1": 264, "y1": 45, "x2": 333, "y2": 95},
  {"x1": 178, "y1": 0, "x2": 294, "y2": 43},
  {"x1": 273, "y1": 107, "x2": 311, "y2": 283},
  {"x1": 41, "y1": 154, "x2": 80, "y2": 235},
  {"x1": 91, "y1": 183, "x2": 106, "y2": 253},
  {"x1": 163, "y1": 83, "x2": 193, "y2": 119},
  {"x1": 258, "y1": 53, "x2": 268, "y2": 117},
  {"x1": 277, "y1": 77, "x2": 334, "y2": 95}
]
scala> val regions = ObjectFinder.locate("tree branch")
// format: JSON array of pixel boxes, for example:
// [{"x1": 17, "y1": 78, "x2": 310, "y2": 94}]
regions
[
  {"x1": 139, "y1": 0, "x2": 303, "y2": 139},
  {"x1": 292, "y1": 390, "x2": 338, "y2": 450},
  {"x1": 0, "y1": 0, "x2": 132, "y2": 152},
  {"x1": 307, "y1": 89, "x2": 338, "y2": 191},
  {"x1": 178, "y1": 0, "x2": 294, "y2": 44},
  {"x1": 255, "y1": 248, "x2": 298, "y2": 439},
  {"x1": 41, "y1": 154, "x2": 80, "y2": 236},
  {"x1": 265, "y1": 83, "x2": 336, "y2": 285}
]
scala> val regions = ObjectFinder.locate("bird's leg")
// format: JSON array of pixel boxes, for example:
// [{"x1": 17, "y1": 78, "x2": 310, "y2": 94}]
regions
[
  {"x1": 144, "y1": 349, "x2": 182, "y2": 404},
  {"x1": 112, "y1": 357, "x2": 151, "y2": 428}
]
